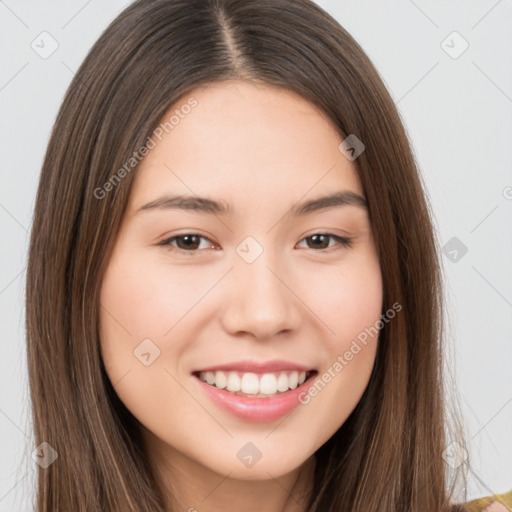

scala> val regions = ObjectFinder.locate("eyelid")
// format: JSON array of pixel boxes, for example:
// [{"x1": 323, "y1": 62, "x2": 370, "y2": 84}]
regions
[
  {"x1": 296, "y1": 232, "x2": 353, "y2": 252},
  {"x1": 156, "y1": 232, "x2": 217, "y2": 250}
]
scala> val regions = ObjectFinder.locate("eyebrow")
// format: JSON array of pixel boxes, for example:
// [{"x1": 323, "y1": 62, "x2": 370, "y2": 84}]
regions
[{"x1": 136, "y1": 190, "x2": 368, "y2": 216}]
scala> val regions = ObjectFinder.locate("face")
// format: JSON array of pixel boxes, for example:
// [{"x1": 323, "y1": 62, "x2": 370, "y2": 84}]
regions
[{"x1": 99, "y1": 80, "x2": 383, "y2": 484}]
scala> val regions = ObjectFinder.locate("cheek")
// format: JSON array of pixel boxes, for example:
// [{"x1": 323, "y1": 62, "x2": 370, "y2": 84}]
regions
[
  {"x1": 337, "y1": 269, "x2": 383, "y2": 344},
  {"x1": 304, "y1": 254, "x2": 383, "y2": 351},
  {"x1": 99, "y1": 249, "x2": 208, "y2": 344},
  {"x1": 98, "y1": 251, "x2": 200, "y2": 434},
  {"x1": 98, "y1": 247, "x2": 222, "y2": 407},
  {"x1": 294, "y1": 254, "x2": 382, "y2": 428},
  {"x1": 98, "y1": 250, "x2": 173, "y2": 385}
]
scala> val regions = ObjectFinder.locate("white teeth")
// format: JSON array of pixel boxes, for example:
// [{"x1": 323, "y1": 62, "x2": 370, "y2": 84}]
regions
[
  {"x1": 259, "y1": 373, "x2": 278, "y2": 395},
  {"x1": 198, "y1": 369, "x2": 311, "y2": 396},
  {"x1": 241, "y1": 373, "x2": 259, "y2": 394},
  {"x1": 276, "y1": 372, "x2": 289, "y2": 392},
  {"x1": 215, "y1": 371, "x2": 227, "y2": 389},
  {"x1": 226, "y1": 372, "x2": 241, "y2": 392},
  {"x1": 288, "y1": 371, "x2": 299, "y2": 389}
]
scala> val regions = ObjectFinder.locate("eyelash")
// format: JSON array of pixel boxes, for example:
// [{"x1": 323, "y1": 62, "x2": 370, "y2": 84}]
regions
[{"x1": 157, "y1": 232, "x2": 353, "y2": 254}]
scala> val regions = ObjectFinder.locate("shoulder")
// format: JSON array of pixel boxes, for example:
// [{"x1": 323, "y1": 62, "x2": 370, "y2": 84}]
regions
[
  {"x1": 481, "y1": 502, "x2": 509, "y2": 512},
  {"x1": 463, "y1": 489, "x2": 512, "y2": 512}
]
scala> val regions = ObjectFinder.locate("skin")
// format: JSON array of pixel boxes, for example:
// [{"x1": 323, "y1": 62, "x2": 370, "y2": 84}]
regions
[{"x1": 99, "y1": 80, "x2": 383, "y2": 512}]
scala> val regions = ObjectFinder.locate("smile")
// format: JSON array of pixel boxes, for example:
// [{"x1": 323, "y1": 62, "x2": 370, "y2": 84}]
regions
[
  {"x1": 191, "y1": 362, "x2": 318, "y2": 422},
  {"x1": 194, "y1": 370, "x2": 313, "y2": 397}
]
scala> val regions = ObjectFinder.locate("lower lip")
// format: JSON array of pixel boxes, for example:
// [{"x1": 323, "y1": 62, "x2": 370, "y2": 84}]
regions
[{"x1": 193, "y1": 373, "x2": 317, "y2": 422}]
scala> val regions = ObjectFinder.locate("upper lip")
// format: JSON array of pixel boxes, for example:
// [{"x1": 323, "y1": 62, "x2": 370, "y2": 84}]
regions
[{"x1": 192, "y1": 359, "x2": 315, "y2": 374}]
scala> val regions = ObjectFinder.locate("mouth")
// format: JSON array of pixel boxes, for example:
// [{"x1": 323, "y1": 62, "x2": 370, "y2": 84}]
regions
[
  {"x1": 192, "y1": 369, "x2": 318, "y2": 398},
  {"x1": 192, "y1": 367, "x2": 319, "y2": 422}
]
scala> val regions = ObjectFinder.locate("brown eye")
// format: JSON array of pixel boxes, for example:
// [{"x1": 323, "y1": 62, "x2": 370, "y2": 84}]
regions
[
  {"x1": 298, "y1": 233, "x2": 353, "y2": 252},
  {"x1": 305, "y1": 234, "x2": 330, "y2": 249},
  {"x1": 159, "y1": 234, "x2": 215, "y2": 252}
]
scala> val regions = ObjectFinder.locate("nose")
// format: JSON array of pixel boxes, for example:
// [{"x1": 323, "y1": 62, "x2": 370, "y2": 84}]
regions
[{"x1": 219, "y1": 253, "x2": 303, "y2": 341}]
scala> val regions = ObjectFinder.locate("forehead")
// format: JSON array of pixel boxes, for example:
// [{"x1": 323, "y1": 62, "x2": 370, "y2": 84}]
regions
[{"x1": 130, "y1": 80, "x2": 363, "y2": 210}]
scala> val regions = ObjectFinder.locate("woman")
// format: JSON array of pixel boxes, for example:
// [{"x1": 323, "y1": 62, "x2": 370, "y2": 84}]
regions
[{"x1": 25, "y1": 0, "x2": 507, "y2": 510}]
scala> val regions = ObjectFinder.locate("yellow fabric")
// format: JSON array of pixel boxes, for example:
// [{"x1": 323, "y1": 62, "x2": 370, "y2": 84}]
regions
[{"x1": 464, "y1": 489, "x2": 512, "y2": 511}]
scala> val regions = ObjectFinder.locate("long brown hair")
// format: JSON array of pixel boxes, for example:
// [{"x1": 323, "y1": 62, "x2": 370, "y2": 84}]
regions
[{"x1": 25, "y1": 0, "x2": 471, "y2": 510}]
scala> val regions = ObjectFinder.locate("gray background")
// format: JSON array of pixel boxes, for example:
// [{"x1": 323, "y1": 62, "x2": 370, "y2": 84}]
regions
[{"x1": 1, "y1": 0, "x2": 511, "y2": 510}]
